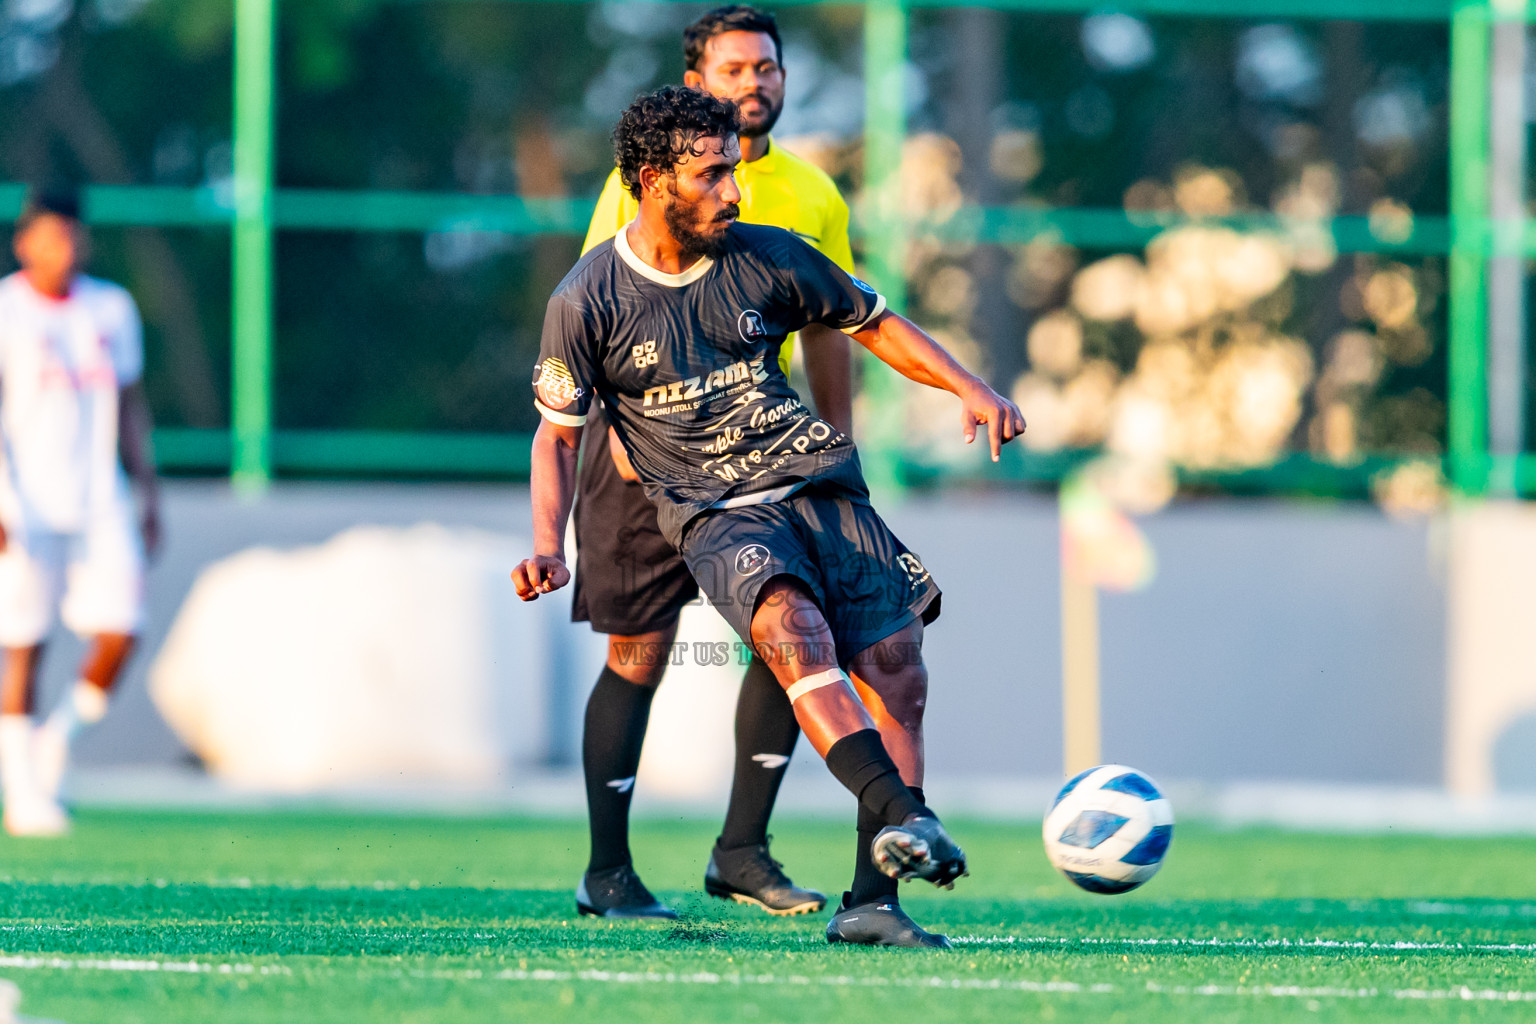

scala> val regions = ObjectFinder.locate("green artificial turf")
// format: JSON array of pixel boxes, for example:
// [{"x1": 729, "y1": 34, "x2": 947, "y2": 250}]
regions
[{"x1": 1, "y1": 809, "x2": 1534, "y2": 1023}]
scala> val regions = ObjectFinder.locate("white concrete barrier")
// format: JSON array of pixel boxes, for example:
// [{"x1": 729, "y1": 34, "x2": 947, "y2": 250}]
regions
[
  {"x1": 148, "y1": 520, "x2": 748, "y2": 798},
  {"x1": 635, "y1": 602, "x2": 742, "y2": 802},
  {"x1": 150, "y1": 524, "x2": 567, "y2": 790},
  {"x1": 1446, "y1": 503, "x2": 1536, "y2": 796}
]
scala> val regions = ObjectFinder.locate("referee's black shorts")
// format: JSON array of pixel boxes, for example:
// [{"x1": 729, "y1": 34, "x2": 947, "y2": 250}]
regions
[
  {"x1": 677, "y1": 485, "x2": 941, "y2": 666},
  {"x1": 571, "y1": 404, "x2": 700, "y2": 636}
]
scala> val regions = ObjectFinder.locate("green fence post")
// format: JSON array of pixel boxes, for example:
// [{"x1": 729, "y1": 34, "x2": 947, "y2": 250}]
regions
[
  {"x1": 860, "y1": 0, "x2": 908, "y2": 494},
  {"x1": 232, "y1": 0, "x2": 276, "y2": 494},
  {"x1": 1448, "y1": 0, "x2": 1492, "y2": 495}
]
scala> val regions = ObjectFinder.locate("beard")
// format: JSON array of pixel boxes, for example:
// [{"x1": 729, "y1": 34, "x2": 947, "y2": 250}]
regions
[
  {"x1": 734, "y1": 91, "x2": 784, "y2": 139},
  {"x1": 664, "y1": 192, "x2": 739, "y2": 260}
]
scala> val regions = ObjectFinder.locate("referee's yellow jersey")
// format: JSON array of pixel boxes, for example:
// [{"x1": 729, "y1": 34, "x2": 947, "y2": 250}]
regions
[{"x1": 581, "y1": 138, "x2": 855, "y2": 378}]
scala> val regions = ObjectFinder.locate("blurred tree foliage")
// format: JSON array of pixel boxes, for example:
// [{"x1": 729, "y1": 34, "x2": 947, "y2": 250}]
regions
[{"x1": 0, "y1": 1, "x2": 1456, "y2": 464}]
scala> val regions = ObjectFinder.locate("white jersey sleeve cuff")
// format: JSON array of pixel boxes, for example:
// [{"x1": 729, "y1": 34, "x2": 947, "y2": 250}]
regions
[
  {"x1": 534, "y1": 400, "x2": 588, "y2": 427},
  {"x1": 841, "y1": 293, "x2": 888, "y2": 335}
]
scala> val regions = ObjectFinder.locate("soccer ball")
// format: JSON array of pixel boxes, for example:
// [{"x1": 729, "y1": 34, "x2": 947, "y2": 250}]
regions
[{"x1": 1042, "y1": 764, "x2": 1174, "y2": 894}]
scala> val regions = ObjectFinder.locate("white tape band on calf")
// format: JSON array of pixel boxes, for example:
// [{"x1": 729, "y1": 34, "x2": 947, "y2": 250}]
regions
[{"x1": 786, "y1": 668, "x2": 852, "y2": 704}]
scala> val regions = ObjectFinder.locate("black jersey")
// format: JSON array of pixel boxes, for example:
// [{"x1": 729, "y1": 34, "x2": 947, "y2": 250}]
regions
[{"x1": 533, "y1": 222, "x2": 886, "y2": 546}]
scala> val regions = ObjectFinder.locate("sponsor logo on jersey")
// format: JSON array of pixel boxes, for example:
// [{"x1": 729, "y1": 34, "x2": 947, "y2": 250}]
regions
[
  {"x1": 735, "y1": 543, "x2": 771, "y2": 577},
  {"x1": 737, "y1": 309, "x2": 768, "y2": 342},
  {"x1": 896, "y1": 552, "x2": 930, "y2": 586},
  {"x1": 851, "y1": 276, "x2": 878, "y2": 297},
  {"x1": 642, "y1": 356, "x2": 770, "y2": 414},
  {"x1": 533, "y1": 357, "x2": 583, "y2": 410}
]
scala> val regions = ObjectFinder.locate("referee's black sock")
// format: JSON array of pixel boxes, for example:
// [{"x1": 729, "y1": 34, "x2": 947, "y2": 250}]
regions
[
  {"x1": 849, "y1": 785, "x2": 929, "y2": 906},
  {"x1": 717, "y1": 657, "x2": 800, "y2": 850},
  {"x1": 824, "y1": 729, "x2": 932, "y2": 827},
  {"x1": 582, "y1": 666, "x2": 656, "y2": 874}
]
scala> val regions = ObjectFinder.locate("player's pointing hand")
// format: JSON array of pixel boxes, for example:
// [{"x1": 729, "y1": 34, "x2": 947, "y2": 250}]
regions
[
  {"x1": 958, "y1": 380, "x2": 1027, "y2": 462},
  {"x1": 512, "y1": 554, "x2": 571, "y2": 601}
]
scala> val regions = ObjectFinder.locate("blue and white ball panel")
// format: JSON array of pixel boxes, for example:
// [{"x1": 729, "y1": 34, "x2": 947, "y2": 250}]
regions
[{"x1": 1042, "y1": 764, "x2": 1174, "y2": 894}]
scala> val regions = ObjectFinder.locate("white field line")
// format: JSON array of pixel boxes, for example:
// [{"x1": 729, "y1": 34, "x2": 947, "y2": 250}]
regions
[
  {"x1": 1295, "y1": 901, "x2": 1536, "y2": 919},
  {"x1": 1145, "y1": 983, "x2": 1536, "y2": 1003},
  {"x1": 0, "y1": 878, "x2": 427, "y2": 891},
  {"x1": 0, "y1": 955, "x2": 289, "y2": 976},
  {"x1": 952, "y1": 936, "x2": 1536, "y2": 954},
  {"x1": 3, "y1": 954, "x2": 1536, "y2": 1004},
  {"x1": 420, "y1": 969, "x2": 1536, "y2": 1003},
  {"x1": 420, "y1": 968, "x2": 1113, "y2": 994},
  {"x1": 1405, "y1": 901, "x2": 1536, "y2": 918}
]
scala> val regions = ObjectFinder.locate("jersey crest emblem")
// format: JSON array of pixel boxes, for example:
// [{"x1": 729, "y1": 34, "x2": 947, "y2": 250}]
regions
[
  {"x1": 896, "y1": 552, "x2": 931, "y2": 586},
  {"x1": 737, "y1": 309, "x2": 768, "y2": 342},
  {"x1": 533, "y1": 357, "x2": 583, "y2": 409},
  {"x1": 735, "y1": 543, "x2": 771, "y2": 577},
  {"x1": 850, "y1": 276, "x2": 878, "y2": 297}
]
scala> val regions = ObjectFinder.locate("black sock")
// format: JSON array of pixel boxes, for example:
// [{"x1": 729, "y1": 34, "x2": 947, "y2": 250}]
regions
[
  {"x1": 718, "y1": 657, "x2": 800, "y2": 850},
  {"x1": 851, "y1": 801, "x2": 898, "y2": 905},
  {"x1": 849, "y1": 785, "x2": 930, "y2": 907},
  {"x1": 582, "y1": 666, "x2": 656, "y2": 873},
  {"x1": 824, "y1": 729, "x2": 931, "y2": 827}
]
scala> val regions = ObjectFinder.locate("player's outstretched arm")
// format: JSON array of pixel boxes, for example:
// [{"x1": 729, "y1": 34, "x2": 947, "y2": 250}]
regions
[
  {"x1": 512, "y1": 419, "x2": 582, "y2": 601},
  {"x1": 848, "y1": 311, "x2": 1026, "y2": 461}
]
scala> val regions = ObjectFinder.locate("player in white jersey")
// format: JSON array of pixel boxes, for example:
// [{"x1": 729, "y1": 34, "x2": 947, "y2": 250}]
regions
[{"x1": 0, "y1": 192, "x2": 160, "y2": 836}]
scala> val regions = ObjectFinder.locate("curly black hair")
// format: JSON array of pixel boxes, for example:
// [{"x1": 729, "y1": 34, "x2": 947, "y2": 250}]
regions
[
  {"x1": 683, "y1": 5, "x2": 782, "y2": 72},
  {"x1": 614, "y1": 86, "x2": 741, "y2": 201}
]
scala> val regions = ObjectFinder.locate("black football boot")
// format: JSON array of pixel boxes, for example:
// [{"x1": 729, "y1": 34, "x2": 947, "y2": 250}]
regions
[
  {"x1": 871, "y1": 816, "x2": 969, "y2": 889},
  {"x1": 704, "y1": 837, "x2": 826, "y2": 916},
  {"x1": 825, "y1": 891, "x2": 952, "y2": 948},
  {"x1": 576, "y1": 863, "x2": 679, "y2": 919}
]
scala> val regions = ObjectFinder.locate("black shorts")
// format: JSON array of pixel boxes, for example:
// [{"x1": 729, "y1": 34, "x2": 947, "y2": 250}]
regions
[
  {"x1": 571, "y1": 405, "x2": 699, "y2": 635},
  {"x1": 677, "y1": 486, "x2": 941, "y2": 666}
]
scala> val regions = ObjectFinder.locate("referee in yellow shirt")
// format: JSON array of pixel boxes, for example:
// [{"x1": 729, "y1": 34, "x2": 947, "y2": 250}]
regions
[{"x1": 571, "y1": 6, "x2": 869, "y2": 926}]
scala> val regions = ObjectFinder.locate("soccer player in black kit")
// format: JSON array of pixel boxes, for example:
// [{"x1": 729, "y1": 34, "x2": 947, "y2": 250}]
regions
[
  {"x1": 570, "y1": 6, "x2": 856, "y2": 927},
  {"x1": 513, "y1": 87, "x2": 1026, "y2": 948}
]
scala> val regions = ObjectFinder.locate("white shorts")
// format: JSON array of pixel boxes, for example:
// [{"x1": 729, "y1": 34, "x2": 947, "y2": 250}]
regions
[{"x1": 0, "y1": 511, "x2": 145, "y2": 646}]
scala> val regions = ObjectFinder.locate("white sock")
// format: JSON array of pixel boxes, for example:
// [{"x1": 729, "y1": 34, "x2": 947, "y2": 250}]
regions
[
  {"x1": 0, "y1": 715, "x2": 35, "y2": 799},
  {"x1": 46, "y1": 681, "x2": 108, "y2": 740}
]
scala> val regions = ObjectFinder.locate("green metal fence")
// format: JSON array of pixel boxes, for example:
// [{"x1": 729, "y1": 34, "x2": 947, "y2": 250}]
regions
[{"x1": 0, "y1": 0, "x2": 1525, "y2": 494}]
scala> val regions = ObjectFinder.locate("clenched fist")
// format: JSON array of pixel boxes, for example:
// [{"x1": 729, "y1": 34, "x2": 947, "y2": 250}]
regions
[{"x1": 512, "y1": 554, "x2": 570, "y2": 601}]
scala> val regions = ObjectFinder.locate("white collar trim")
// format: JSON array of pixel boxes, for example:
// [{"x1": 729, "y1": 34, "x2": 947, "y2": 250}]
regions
[{"x1": 613, "y1": 222, "x2": 714, "y2": 287}]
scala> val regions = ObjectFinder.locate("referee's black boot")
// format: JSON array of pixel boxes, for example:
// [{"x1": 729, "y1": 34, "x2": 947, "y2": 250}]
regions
[
  {"x1": 576, "y1": 863, "x2": 679, "y2": 920},
  {"x1": 825, "y1": 891, "x2": 952, "y2": 949},
  {"x1": 704, "y1": 837, "x2": 827, "y2": 916}
]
